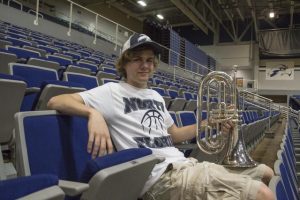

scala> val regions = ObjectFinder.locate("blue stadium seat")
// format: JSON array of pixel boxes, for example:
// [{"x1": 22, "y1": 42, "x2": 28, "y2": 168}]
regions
[
  {"x1": 0, "y1": 174, "x2": 64, "y2": 200},
  {"x1": 268, "y1": 176, "x2": 288, "y2": 200},
  {"x1": 15, "y1": 111, "x2": 162, "y2": 200},
  {"x1": 63, "y1": 72, "x2": 99, "y2": 90}
]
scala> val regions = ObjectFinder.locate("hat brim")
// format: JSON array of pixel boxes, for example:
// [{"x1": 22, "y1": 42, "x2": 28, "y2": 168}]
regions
[{"x1": 125, "y1": 41, "x2": 162, "y2": 55}]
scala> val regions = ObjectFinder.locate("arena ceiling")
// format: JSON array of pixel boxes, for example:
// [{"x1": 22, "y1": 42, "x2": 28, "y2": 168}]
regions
[{"x1": 71, "y1": 0, "x2": 300, "y2": 40}]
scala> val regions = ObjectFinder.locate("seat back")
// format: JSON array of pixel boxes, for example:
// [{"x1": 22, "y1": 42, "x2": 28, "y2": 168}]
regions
[
  {"x1": 34, "y1": 81, "x2": 86, "y2": 110},
  {"x1": 15, "y1": 111, "x2": 91, "y2": 180},
  {"x1": 15, "y1": 111, "x2": 161, "y2": 200},
  {"x1": 63, "y1": 72, "x2": 99, "y2": 90},
  {"x1": 176, "y1": 111, "x2": 196, "y2": 127},
  {"x1": 9, "y1": 63, "x2": 58, "y2": 88},
  {"x1": 0, "y1": 174, "x2": 64, "y2": 200},
  {"x1": 0, "y1": 74, "x2": 26, "y2": 143},
  {"x1": 268, "y1": 176, "x2": 288, "y2": 200}
]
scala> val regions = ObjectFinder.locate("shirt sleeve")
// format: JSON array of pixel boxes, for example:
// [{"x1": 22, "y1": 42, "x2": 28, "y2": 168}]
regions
[{"x1": 78, "y1": 83, "x2": 113, "y2": 119}]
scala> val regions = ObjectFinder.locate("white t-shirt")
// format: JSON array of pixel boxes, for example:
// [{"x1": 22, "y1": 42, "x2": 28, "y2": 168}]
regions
[{"x1": 79, "y1": 82, "x2": 187, "y2": 194}]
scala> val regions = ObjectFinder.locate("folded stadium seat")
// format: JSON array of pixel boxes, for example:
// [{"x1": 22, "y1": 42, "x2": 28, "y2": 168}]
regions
[
  {"x1": 64, "y1": 51, "x2": 81, "y2": 61},
  {"x1": 33, "y1": 80, "x2": 86, "y2": 110},
  {"x1": 27, "y1": 57, "x2": 62, "y2": 72},
  {"x1": 31, "y1": 38, "x2": 51, "y2": 46},
  {"x1": 63, "y1": 72, "x2": 99, "y2": 90},
  {"x1": 100, "y1": 63, "x2": 115, "y2": 69},
  {"x1": 153, "y1": 77, "x2": 164, "y2": 85},
  {"x1": 47, "y1": 54, "x2": 73, "y2": 67},
  {"x1": 66, "y1": 65, "x2": 91, "y2": 75},
  {"x1": 157, "y1": 83, "x2": 169, "y2": 90},
  {"x1": 268, "y1": 176, "x2": 288, "y2": 200},
  {"x1": 6, "y1": 45, "x2": 40, "y2": 61},
  {"x1": 0, "y1": 51, "x2": 17, "y2": 74},
  {"x1": 96, "y1": 71, "x2": 117, "y2": 85},
  {"x1": 77, "y1": 50, "x2": 91, "y2": 58},
  {"x1": 168, "y1": 85, "x2": 179, "y2": 91},
  {"x1": 78, "y1": 58, "x2": 97, "y2": 65},
  {"x1": 167, "y1": 89, "x2": 186, "y2": 112},
  {"x1": 85, "y1": 57, "x2": 101, "y2": 65},
  {"x1": 274, "y1": 159, "x2": 299, "y2": 200},
  {"x1": 0, "y1": 73, "x2": 26, "y2": 179},
  {"x1": 37, "y1": 45, "x2": 60, "y2": 54},
  {"x1": 168, "y1": 111, "x2": 178, "y2": 126},
  {"x1": 91, "y1": 55, "x2": 105, "y2": 64},
  {"x1": 9, "y1": 63, "x2": 59, "y2": 111},
  {"x1": 0, "y1": 174, "x2": 65, "y2": 200},
  {"x1": 183, "y1": 92, "x2": 197, "y2": 112},
  {"x1": 100, "y1": 78, "x2": 119, "y2": 84},
  {"x1": 77, "y1": 61, "x2": 98, "y2": 74},
  {"x1": 4, "y1": 36, "x2": 32, "y2": 47},
  {"x1": 151, "y1": 86, "x2": 172, "y2": 109},
  {"x1": 15, "y1": 111, "x2": 162, "y2": 200},
  {"x1": 0, "y1": 39, "x2": 12, "y2": 49},
  {"x1": 23, "y1": 45, "x2": 47, "y2": 57},
  {"x1": 102, "y1": 67, "x2": 117, "y2": 75},
  {"x1": 53, "y1": 52, "x2": 73, "y2": 60},
  {"x1": 175, "y1": 111, "x2": 198, "y2": 157}
]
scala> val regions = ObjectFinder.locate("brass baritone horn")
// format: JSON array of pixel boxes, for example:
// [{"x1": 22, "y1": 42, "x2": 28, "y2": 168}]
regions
[{"x1": 196, "y1": 71, "x2": 257, "y2": 168}]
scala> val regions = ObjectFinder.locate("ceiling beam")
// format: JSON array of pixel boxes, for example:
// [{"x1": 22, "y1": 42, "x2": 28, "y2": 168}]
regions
[
  {"x1": 201, "y1": 0, "x2": 235, "y2": 41},
  {"x1": 238, "y1": 19, "x2": 253, "y2": 41},
  {"x1": 217, "y1": 0, "x2": 236, "y2": 40},
  {"x1": 135, "y1": 6, "x2": 178, "y2": 17},
  {"x1": 246, "y1": 0, "x2": 258, "y2": 38},
  {"x1": 290, "y1": 1, "x2": 294, "y2": 28},
  {"x1": 170, "y1": 0, "x2": 208, "y2": 34},
  {"x1": 182, "y1": 0, "x2": 216, "y2": 33},
  {"x1": 232, "y1": 0, "x2": 244, "y2": 21},
  {"x1": 171, "y1": 22, "x2": 194, "y2": 27}
]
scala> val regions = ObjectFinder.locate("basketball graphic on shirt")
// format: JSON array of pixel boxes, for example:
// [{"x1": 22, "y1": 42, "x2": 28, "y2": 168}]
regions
[{"x1": 141, "y1": 109, "x2": 164, "y2": 134}]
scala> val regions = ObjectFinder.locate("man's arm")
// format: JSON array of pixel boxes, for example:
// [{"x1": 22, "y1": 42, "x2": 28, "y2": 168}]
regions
[{"x1": 47, "y1": 94, "x2": 114, "y2": 158}]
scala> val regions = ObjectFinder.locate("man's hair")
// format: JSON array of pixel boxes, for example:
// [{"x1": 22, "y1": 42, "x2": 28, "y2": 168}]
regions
[{"x1": 116, "y1": 45, "x2": 159, "y2": 78}]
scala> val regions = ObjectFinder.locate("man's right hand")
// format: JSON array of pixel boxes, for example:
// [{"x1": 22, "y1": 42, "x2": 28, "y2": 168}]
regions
[{"x1": 87, "y1": 109, "x2": 114, "y2": 158}]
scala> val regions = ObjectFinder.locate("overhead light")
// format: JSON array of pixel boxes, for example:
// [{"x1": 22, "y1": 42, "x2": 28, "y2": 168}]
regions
[
  {"x1": 269, "y1": 11, "x2": 275, "y2": 18},
  {"x1": 156, "y1": 14, "x2": 164, "y2": 20},
  {"x1": 137, "y1": 0, "x2": 147, "y2": 7}
]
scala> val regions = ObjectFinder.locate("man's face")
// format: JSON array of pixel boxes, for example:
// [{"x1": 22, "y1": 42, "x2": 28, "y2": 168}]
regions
[{"x1": 124, "y1": 49, "x2": 155, "y2": 88}]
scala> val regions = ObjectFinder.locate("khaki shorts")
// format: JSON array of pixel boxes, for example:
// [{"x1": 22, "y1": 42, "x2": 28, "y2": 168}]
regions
[{"x1": 143, "y1": 158, "x2": 265, "y2": 200}]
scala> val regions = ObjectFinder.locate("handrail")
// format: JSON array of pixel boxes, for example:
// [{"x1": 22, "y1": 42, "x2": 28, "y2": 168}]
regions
[
  {"x1": 8, "y1": 0, "x2": 22, "y2": 11},
  {"x1": 28, "y1": 9, "x2": 43, "y2": 19}
]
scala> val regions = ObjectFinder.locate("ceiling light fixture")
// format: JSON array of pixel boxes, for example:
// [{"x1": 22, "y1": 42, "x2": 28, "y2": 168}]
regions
[
  {"x1": 269, "y1": 11, "x2": 275, "y2": 18},
  {"x1": 137, "y1": 0, "x2": 147, "y2": 7},
  {"x1": 156, "y1": 14, "x2": 164, "y2": 20}
]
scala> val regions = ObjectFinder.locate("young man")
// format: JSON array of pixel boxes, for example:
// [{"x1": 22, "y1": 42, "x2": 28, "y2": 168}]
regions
[{"x1": 47, "y1": 33, "x2": 275, "y2": 200}]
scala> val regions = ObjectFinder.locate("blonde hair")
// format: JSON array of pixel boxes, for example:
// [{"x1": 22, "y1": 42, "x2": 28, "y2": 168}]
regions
[{"x1": 116, "y1": 45, "x2": 159, "y2": 78}]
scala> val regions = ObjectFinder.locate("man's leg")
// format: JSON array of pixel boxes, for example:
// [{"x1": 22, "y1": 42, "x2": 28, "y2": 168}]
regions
[{"x1": 256, "y1": 184, "x2": 275, "y2": 200}]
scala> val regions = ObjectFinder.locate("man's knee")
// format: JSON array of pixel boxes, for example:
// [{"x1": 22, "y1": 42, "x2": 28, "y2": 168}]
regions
[
  {"x1": 256, "y1": 184, "x2": 275, "y2": 200},
  {"x1": 262, "y1": 166, "x2": 274, "y2": 185}
]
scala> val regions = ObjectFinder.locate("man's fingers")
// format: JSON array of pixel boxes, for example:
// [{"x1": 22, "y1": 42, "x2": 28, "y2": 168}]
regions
[
  {"x1": 107, "y1": 139, "x2": 114, "y2": 154},
  {"x1": 99, "y1": 138, "x2": 107, "y2": 156},
  {"x1": 87, "y1": 134, "x2": 95, "y2": 153},
  {"x1": 92, "y1": 136, "x2": 101, "y2": 158}
]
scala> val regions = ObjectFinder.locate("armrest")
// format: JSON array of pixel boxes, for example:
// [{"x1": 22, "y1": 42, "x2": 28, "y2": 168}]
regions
[
  {"x1": 26, "y1": 87, "x2": 40, "y2": 94},
  {"x1": 19, "y1": 186, "x2": 65, "y2": 200},
  {"x1": 58, "y1": 180, "x2": 89, "y2": 196}
]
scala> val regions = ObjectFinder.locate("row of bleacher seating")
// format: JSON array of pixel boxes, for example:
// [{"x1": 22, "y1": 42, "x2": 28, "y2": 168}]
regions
[{"x1": 268, "y1": 118, "x2": 300, "y2": 199}]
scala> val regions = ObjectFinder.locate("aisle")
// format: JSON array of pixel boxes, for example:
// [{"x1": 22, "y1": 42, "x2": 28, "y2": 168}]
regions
[{"x1": 250, "y1": 117, "x2": 286, "y2": 169}]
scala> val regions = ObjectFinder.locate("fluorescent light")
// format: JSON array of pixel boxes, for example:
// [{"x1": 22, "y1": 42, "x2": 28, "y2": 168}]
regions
[
  {"x1": 156, "y1": 14, "x2": 164, "y2": 20},
  {"x1": 269, "y1": 11, "x2": 275, "y2": 18},
  {"x1": 137, "y1": 0, "x2": 147, "y2": 7}
]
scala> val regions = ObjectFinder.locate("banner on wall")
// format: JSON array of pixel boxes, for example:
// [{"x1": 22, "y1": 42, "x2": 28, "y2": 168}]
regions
[{"x1": 266, "y1": 61, "x2": 294, "y2": 80}]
